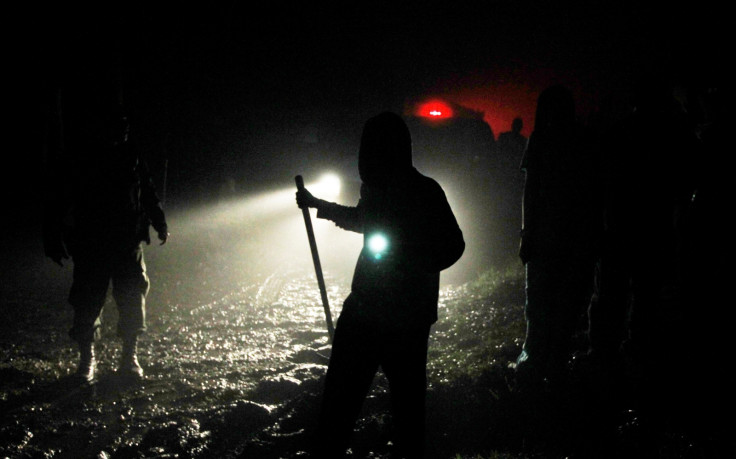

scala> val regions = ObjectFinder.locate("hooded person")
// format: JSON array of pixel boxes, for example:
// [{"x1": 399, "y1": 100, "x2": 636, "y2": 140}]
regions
[
  {"x1": 296, "y1": 111, "x2": 464, "y2": 458},
  {"x1": 515, "y1": 85, "x2": 602, "y2": 386}
]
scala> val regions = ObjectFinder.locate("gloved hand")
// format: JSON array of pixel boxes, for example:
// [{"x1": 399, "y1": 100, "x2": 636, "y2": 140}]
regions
[
  {"x1": 157, "y1": 228, "x2": 169, "y2": 245},
  {"x1": 296, "y1": 188, "x2": 322, "y2": 209}
]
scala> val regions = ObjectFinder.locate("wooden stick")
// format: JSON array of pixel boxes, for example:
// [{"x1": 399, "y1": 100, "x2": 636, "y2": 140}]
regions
[{"x1": 295, "y1": 175, "x2": 335, "y2": 342}]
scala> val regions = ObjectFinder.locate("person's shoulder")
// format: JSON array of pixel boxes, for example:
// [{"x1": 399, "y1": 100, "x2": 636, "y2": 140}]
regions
[{"x1": 412, "y1": 169, "x2": 447, "y2": 196}]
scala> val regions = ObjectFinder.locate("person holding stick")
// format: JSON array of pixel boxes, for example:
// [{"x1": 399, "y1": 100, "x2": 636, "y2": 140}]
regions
[{"x1": 296, "y1": 111, "x2": 464, "y2": 458}]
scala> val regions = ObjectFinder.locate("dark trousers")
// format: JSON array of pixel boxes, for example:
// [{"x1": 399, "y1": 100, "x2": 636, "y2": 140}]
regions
[
  {"x1": 518, "y1": 253, "x2": 594, "y2": 379},
  {"x1": 587, "y1": 236, "x2": 670, "y2": 360},
  {"x1": 314, "y1": 311, "x2": 431, "y2": 459},
  {"x1": 68, "y1": 242, "x2": 149, "y2": 344}
]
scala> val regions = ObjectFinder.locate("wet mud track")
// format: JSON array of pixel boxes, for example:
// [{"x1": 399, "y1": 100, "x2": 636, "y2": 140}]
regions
[
  {"x1": 0, "y1": 249, "x2": 353, "y2": 458},
  {"x1": 1, "y1": 188, "x2": 516, "y2": 458},
  {"x1": 0, "y1": 242, "x2": 512, "y2": 459}
]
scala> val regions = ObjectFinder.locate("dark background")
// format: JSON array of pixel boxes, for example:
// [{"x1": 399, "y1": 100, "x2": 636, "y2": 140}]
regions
[{"x1": 16, "y1": 0, "x2": 726, "y2": 235}]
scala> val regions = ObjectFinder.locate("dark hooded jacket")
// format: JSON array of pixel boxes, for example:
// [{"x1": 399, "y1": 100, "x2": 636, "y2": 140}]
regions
[
  {"x1": 317, "y1": 112, "x2": 465, "y2": 326},
  {"x1": 521, "y1": 85, "x2": 602, "y2": 261}
]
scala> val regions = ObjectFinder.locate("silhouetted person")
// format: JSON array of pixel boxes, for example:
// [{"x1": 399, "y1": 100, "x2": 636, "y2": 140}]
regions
[
  {"x1": 496, "y1": 117, "x2": 528, "y2": 162},
  {"x1": 515, "y1": 85, "x2": 601, "y2": 386},
  {"x1": 494, "y1": 117, "x2": 529, "y2": 264},
  {"x1": 296, "y1": 112, "x2": 464, "y2": 458},
  {"x1": 587, "y1": 76, "x2": 698, "y2": 373},
  {"x1": 43, "y1": 86, "x2": 168, "y2": 383},
  {"x1": 581, "y1": 73, "x2": 703, "y2": 457},
  {"x1": 678, "y1": 82, "x2": 735, "y2": 454}
]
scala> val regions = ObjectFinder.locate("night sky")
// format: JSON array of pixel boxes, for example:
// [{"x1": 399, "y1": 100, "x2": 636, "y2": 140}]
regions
[{"x1": 20, "y1": 1, "x2": 724, "y2": 228}]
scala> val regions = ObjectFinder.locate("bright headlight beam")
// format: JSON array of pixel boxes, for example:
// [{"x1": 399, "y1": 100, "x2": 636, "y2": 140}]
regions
[{"x1": 309, "y1": 173, "x2": 342, "y2": 200}]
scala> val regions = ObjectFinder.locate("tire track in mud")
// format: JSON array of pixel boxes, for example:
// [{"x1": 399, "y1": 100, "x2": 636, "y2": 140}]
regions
[
  {"x1": 131, "y1": 265, "x2": 349, "y2": 458},
  {"x1": 0, "y1": 259, "x2": 352, "y2": 458}
]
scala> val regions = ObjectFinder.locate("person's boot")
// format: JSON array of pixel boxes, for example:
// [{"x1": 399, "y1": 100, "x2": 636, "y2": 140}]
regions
[
  {"x1": 119, "y1": 336, "x2": 144, "y2": 379},
  {"x1": 75, "y1": 341, "x2": 96, "y2": 383}
]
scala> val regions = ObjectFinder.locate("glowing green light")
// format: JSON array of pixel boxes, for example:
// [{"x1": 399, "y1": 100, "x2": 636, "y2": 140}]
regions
[{"x1": 367, "y1": 233, "x2": 388, "y2": 259}]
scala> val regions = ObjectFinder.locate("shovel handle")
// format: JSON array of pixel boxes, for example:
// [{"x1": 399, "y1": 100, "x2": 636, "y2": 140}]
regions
[{"x1": 295, "y1": 175, "x2": 335, "y2": 341}]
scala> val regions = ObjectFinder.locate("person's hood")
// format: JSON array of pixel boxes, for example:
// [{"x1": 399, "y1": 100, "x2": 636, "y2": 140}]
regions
[
  {"x1": 358, "y1": 112, "x2": 413, "y2": 187},
  {"x1": 533, "y1": 85, "x2": 575, "y2": 132}
]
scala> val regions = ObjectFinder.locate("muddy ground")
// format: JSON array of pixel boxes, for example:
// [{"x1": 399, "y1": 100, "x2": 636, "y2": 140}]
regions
[
  {"x1": 0, "y1": 218, "x2": 523, "y2": 459},
  {"x1": 3, "y1": 181, "x2": 735, "y2": 459},
  {"x1": 0, "y1": 179, "x2": 520, "y2": 459}
]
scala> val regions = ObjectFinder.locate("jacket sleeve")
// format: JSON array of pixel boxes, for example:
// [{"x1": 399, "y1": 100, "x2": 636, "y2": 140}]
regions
[
  {"x1": 42, "y1": 185, "x2": 70, "y2": 257},
  {"x1": 422, "y1": 184, "x2": 465, "y2": 272},
  {"x1": 316, "y1": 200, "x2": 364, "y2": 233},
  {"x1": 138, "y1": 158, "x2": 168, "y2": 235},
  {"x1": 315, "y1": 183, "x2": 366, "y2": 233},
  {"x1": 521, "y1": 134, "x2": 541, "y2": 233}
]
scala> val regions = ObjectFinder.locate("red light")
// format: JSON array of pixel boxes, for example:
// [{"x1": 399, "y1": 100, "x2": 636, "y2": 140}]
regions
[{"x1": 416, "y1": 100, "x2": 453, "y2": 119}]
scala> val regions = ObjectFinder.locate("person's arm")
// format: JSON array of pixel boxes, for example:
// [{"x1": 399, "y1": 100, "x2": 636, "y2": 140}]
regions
[
  {"x1": 42, "y1": 86, "x2": 70, "y2": 265},
  {"x1": 138, "y1": 157, "x2": 169, "y2": 244},
  {"x1": 519, "y1": 135, "x2": 539, "y2": 264},
  {"x1": 316, "y1": 201, "x2": 363, "y2": 233},
  {"x1": 296, "y1": 186, "x2": 364, "y2": 233},
  {"x1": 43, "y1": 192, "x2": 70, "y2": 265},
  {"x1": 422, "y1": 185, "x2": 464, "y2": 273}
]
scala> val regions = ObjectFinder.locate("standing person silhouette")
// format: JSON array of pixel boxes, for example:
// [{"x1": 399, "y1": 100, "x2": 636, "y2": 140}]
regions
[
  {"x1": 43, "y1": 82, "x2": 168, "y2": 383},
  {"x1": 585, "y1": 77, "x2": 701, "y2": 444},
  {"x1": 494, "y1": 117, "x2": 529, "y2": 265},
  {"x1": 496, "y1": 117, "x2": 528, "y2": 163},
  {"x1": 515, "y1": 85, "x2": 602, "y2": 387},
  {"x1": 296, "y1": 112, "x2": 464, "y2": 458},
  {"x1": 588, "y1": 76, "x2": 699, "y2": 368}
]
